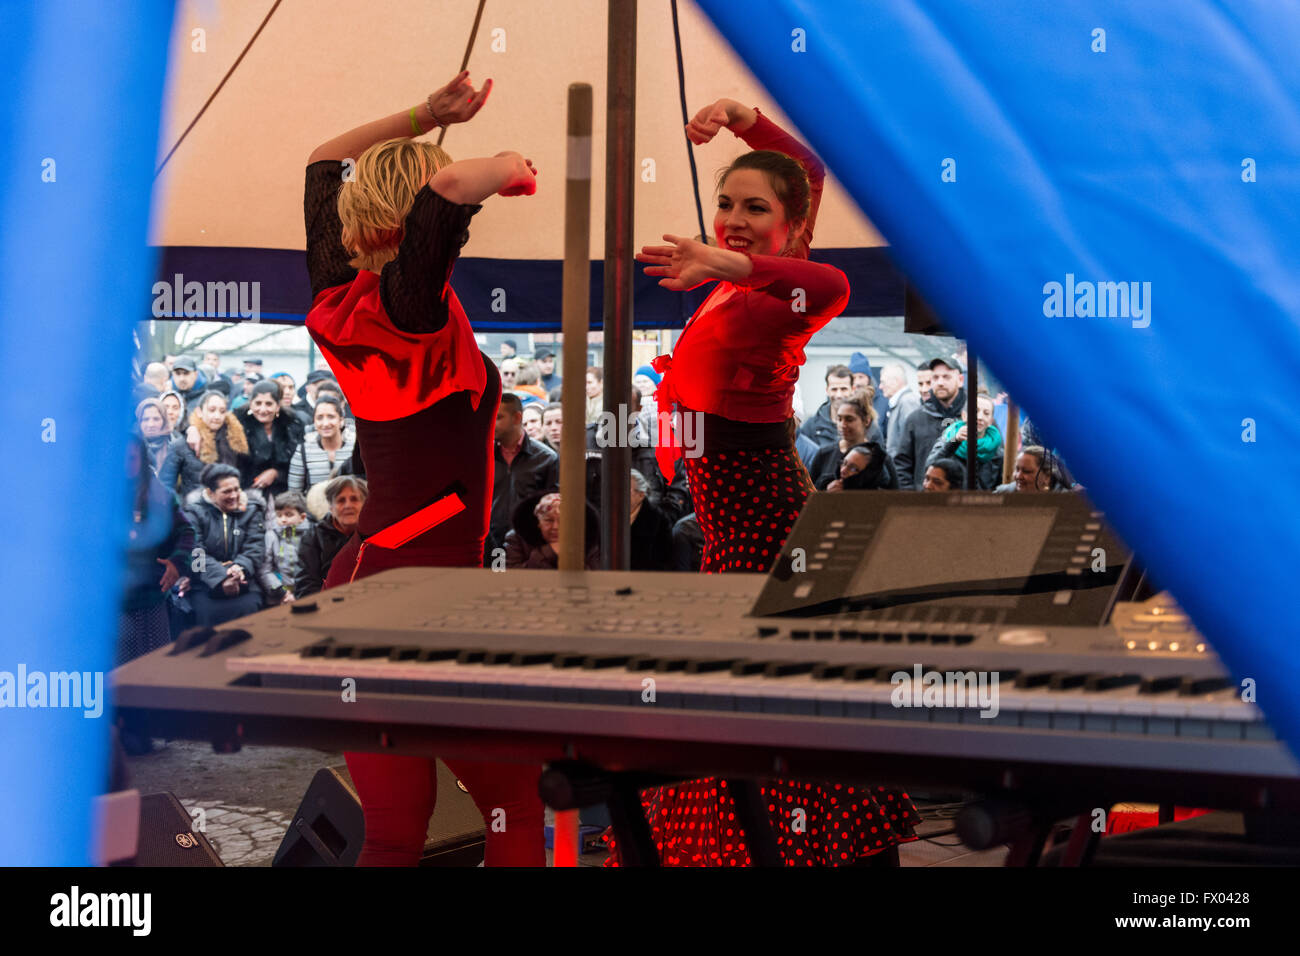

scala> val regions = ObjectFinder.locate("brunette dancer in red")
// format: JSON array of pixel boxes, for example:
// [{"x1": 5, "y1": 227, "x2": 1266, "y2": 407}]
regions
[
  {"x1": 606, "y1": 99, "x2": 920, "y2": 866},
  {"x1": 304, "y1": 70, "x2": 544, "y2": 866}
]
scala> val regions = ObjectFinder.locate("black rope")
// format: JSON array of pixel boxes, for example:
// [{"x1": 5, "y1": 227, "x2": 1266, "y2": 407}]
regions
[
  {"x1": 670, "y1": 0, "x2": 708, "y2": 246},
  {"x1": 437, "y1": 0, "x2": 489, "y2": 147},
  {"x1": 155, "y1": 0, "x2": 284, "y2": 177}
]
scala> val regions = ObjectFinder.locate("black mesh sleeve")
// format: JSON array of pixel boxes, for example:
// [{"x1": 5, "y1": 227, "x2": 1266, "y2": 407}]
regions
[
  {"x1": 304, "y1": 160, "x2": 357, "y2": 299},
  {"x1": 379, "y1": 186, "x2": 482, "y2": 334}
]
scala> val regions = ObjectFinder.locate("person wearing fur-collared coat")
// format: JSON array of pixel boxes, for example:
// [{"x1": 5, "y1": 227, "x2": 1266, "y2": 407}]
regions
[{"x1": 159, "y1": 390, "x2": 251, "y2": 499}]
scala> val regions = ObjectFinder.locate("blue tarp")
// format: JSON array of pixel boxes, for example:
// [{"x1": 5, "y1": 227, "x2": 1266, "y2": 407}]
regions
[
  {"x1": 697, "y1": 0, "x2": 1300, "y2": 753},
  {"x1": 1, "y1": 2, "x2": 174, "y2": 864}
]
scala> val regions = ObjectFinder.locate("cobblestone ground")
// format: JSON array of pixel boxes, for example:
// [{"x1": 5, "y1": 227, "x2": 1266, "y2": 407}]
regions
[
  {"x1": 124, "y1": 739, "x2": 346, "y2": 867},
  {"x1": 123, "y1": 739, "x2": 605, "y2": 866}
]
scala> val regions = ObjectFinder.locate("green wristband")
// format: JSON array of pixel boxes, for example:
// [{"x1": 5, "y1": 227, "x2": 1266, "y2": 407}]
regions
[{"x1": 409, "y1": 107, "x2": 425, "y2": 136}]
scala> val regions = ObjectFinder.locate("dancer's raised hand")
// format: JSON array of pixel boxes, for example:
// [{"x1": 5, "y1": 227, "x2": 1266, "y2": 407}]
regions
[
  {"x1": 638, "y1": 234, "x2": 747, "y2": 291},
  {"x1": 428, "y1": 70, "x2": 492, "y2": 126},
  {"x1": 685, "y1": 98, "x2": 757, "y2": 144}
]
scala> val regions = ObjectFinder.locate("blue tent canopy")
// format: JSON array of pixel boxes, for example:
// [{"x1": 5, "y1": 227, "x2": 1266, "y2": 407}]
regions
[{"x1": 695, "y1": 0, "x2": 1300, "y2": 753}]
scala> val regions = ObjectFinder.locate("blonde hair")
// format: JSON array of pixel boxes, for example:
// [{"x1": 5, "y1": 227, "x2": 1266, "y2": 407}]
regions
[{"x1": 337, "y1": 138, "x2": 453, "y2": 272}]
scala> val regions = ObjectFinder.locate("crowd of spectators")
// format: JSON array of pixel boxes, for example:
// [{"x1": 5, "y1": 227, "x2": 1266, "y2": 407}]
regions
[{"x1": 120, "y1": 342, "x2": 1076, "y2": 672}]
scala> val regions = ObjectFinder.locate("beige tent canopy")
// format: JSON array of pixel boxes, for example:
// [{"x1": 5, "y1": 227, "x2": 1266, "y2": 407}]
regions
[{"x1": 151, "y1": 0, "x2": 884, "y2": 262}]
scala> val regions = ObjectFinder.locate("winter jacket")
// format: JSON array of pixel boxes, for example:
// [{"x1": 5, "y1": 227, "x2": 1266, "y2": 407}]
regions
[
  {"x1": 487, "y1": 435, "x2": 560, "y2": 559},
  {"x1": 122, "y1": 471, "x2": 196, "y2": 614},
  {"x1": 235, "y1": 408, "x2": 305, "y2": 498},
  {"x1": 630, "y1": 500, "x2": 674, "y2": 571},
  {"x1": 892, "y1": 389, "x2": 967, "y2": 489},
  {"x1": 885, "y1": 386, "x2": 922, "y2": 459},
  {"x1": 158, "y1": 411, "x2": 251, "y2": 498},
  {"x1": 294, "y1": 517, "x2": 353, "y2": 598},
  {"x1": 183, "y1": 488, "x2": 265, "y2": 599},
  {"x1": 261, "y1": 518, "x2": 314, "y2": 599},
  {"x1": 924, "y1": 422, "x2": 1005, "y2": 490},
  {"x1": 502, "y1": 491, "x2": 600, "y2": 569}
]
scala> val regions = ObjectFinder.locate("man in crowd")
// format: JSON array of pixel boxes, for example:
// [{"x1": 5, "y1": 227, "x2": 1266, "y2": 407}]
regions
[
  {"x1": 134, "y1": 361, "x2": 171, "y2": 403},
  {"x1": 535, "y1": 347, "x2": 561, "y2": 393},
  {"x1": 243, "y1": 357, "x2": 264, "y2": 380},
  {"x1": 893, "y1": 354, "x2": 967, "y2": 489},
  {"x1": 880, "y1": 363, "x2": 920, "y2": 457},
  {"x1": 915, "y1": 361, "x2": 933, "y2": 401},
  {"x1": 170, "y1": 357, "x2": 205, "y2": 412},
  {"x1": 201, "y1": 351, "x2": 223, "y2": 384},
  {"x1": 499, "y1": 339, "x2": 517, "y2": 361},
  {"x1": 799, "y1": 363, "x2": 853, "y2": 447},
  {"x1": 540, "y1": 403, "x2": 563, "y2": 453},
  {"x1": 486, "y1": 393, "x2": 559, "y2": 562}
]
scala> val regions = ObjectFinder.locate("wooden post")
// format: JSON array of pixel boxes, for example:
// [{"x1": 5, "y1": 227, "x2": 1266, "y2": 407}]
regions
[
  {"x1": 552, "y1": 83, "x2": 594, "y2": 870},
  {"x1": 600, "y1": 0, "x2": 636, "y2": 570},
  {"x1": 1003, "y1": 398, "x2": 1020, "y2": 485}
]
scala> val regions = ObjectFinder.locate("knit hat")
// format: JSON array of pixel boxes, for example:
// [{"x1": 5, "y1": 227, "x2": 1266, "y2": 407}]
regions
[
  {"x1": 848, "y1": 351, "x2": 873, "y2": 376},
  {"x1": 634, "y1": 364, "x2": 662, "y2": 386}
]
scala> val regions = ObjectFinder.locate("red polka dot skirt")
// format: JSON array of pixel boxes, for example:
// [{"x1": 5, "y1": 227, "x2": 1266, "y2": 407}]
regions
[
  {"x1": 685, "y1": 446, "x2": 813, "y2": 574},
  {"x1": 603, "y1": 778, "x2": 920, "y2": 866},
  {"x1": 602, "y1": 442, "x2": 920, "y2": 865}
]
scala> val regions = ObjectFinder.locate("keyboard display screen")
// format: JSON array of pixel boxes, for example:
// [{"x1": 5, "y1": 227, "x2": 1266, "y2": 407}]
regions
[{"x1": 848, "y1": 508, "x2": 1057, "y2": 607}]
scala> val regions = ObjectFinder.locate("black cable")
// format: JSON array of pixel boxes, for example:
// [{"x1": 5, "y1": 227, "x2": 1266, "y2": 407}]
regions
[
  {"x1": 669, "y1": 0, "x2": 708, "y2": 246},
  {"x1": 156, "y1": 0, "x2": 284, "y2": 177}
]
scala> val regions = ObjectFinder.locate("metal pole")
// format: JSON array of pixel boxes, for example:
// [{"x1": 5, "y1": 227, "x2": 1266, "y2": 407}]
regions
[
  {"x1": 560, "y1": 85, "x2": 593, "y2": 574},
  {"x1": 965, "y1": 352, "x2": 979, "y2": 489},
  {"x1": 601, "y1": 0, "x2": 636, "y2": 570}
]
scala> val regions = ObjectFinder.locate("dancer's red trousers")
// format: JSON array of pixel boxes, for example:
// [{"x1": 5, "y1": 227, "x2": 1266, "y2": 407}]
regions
[{"x1": 326, "y1": 535, "x2": 547, "y2": 867}]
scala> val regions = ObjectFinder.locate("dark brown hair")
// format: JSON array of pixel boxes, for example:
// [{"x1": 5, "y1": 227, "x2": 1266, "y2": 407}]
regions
[{"x1": 718, "y1": 150, "x2": 812, "y2": 239}]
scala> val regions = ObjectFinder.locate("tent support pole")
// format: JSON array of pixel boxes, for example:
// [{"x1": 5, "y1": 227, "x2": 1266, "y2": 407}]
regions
[{"x1": 600, "y1": 0, "x2": 637, "y2": 570}]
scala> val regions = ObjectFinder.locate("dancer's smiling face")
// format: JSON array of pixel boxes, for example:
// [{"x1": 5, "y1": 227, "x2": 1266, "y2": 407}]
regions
[{"x1": 715, "y1": 169, "x2": 792, "y2": 257}]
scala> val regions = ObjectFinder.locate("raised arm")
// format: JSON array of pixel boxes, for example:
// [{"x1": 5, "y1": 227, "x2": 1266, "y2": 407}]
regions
[
  {"x1": 307, "y1": 71, "x2": 490, "y2": 164},
  {"x1": 688, "y1": 98, "x2": 827, "y2": 258}
]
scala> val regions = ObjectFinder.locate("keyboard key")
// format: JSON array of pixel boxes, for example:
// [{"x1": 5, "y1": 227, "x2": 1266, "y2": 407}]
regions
[
  {"x1": 813, "y1": 630, "x2": 835, "y2": 641},
  {"x1": 1139, "y1": 675, "x2": 1182, "y2": 694},
  {"x1": 552, "y1": 653, "x2": 588, "y2": 668},
  {"x1": 1047, "y1": 672, "x2": 1088, "y2": 690},
  {"x1": 685, "y1": 659, "x2": 737, "y2": 673},
  {"x1": 1014, "y1": 672, "x2": 1054, "y2": 689},
  {"x1": 1083, "y1": 673, "x2": 1141, "y2": 692},
  {"x1": 456, "y1": 649, "x2": 488, "y2": 664},
  {"x1": 510, "y1": 651, "x2": 556, "y2": 666},
  {"x1": 1179, "y1": 676, "x2": 1230, "y2": 696},
  {"x1": 730, "y1": 660, "x2": 767, "y2": 676},
  {"x1": 583, "y1": 654, "x2": 632, "y2": 669},
  {"x1": 765, "y1": 661, "x2": 816, "y2": 677},
  {"x1": 953, "y1": 634, "x2": 976, "y2": 645},
  {"x1": 812, "y1": 663, "x2": 848, "y2": 680}
]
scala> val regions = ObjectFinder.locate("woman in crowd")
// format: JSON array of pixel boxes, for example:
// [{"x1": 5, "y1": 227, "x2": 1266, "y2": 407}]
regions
[
  {"x1": 612, "y1": 96, "x2": 919, "y2": 867},
  {"x1": 295, "y1": 476, "x2": 366, "y2": 598},
  {"x1": 135, "y1": 397, "x2": 173, "y2": 476},
  {"x1": 503, "y1": 492, "x2": 600, "y2": 569},
  {"x1": 302, "y1": 69, "x2": 544, "y2": 865},
  {"x1": 183, "y1": 463, "x2": 265, "y2": 627},
  {"x1": 995, "y1": 445, "x2": 1066, "y2": 493},
  {"x1": 808, "y1": 389, "x2": 875, "y2": 490},
  {"x1": 925, "y1": 391, "x2": 1004, "y2": 490},
  {"x1": 633, "y1": 363, "x2": 661, "y2": 443},
  {"x1": 159, "y1": 389, "x2": 186, "y2": 433},
  {"x1": 159, "y1": 389, "x2": 250, "y2": 498},
  {"x1": 288, "y1": 394, "x2": 356, "y2": 492},
  {"x1": 540, "y1": 402, "x2": 563, "y2": 452},
  {"x1": 824, "y1": 441, "x2": 896, "y2": 491},
  {"x1": 584, "y1": 366, "x2": 603, "y2": 424},
  {"x1": 234, "y1": 379, "x2": 305, "y2": 498},
  {"x1": 120, "y1": 434, "x2": 194, "y2": 665}
]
